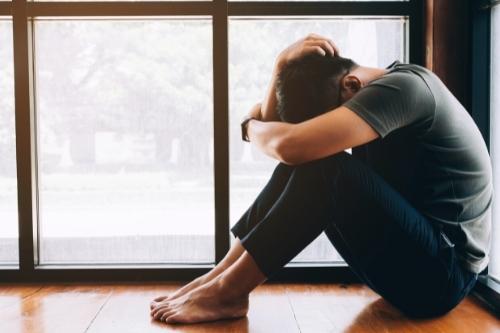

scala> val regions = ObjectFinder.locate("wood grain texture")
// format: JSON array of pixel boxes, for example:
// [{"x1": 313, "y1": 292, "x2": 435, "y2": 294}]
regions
[
  {"x1": 0, "y1": 283, "x2": 112, "y2": 333},
  {"x1": 0, "y1": 284, "x2": 42, "y2": 311},
  {"x1": 0, "y1": 282, "x2": 497, "y2": 333}
]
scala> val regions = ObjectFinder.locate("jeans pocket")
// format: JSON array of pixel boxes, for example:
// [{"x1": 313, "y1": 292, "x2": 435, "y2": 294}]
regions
[
  {"x1": 433, "y1": 231, "x2": 456, "y2": 305},
  {"x1": 438, "y1": 231, "x2": 456, "y2": 275}
]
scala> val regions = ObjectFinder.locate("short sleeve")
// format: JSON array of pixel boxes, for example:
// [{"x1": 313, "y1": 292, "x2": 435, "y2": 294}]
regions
[{"x1": 343, "y1": 71, "x2": 435, "y2": 138}]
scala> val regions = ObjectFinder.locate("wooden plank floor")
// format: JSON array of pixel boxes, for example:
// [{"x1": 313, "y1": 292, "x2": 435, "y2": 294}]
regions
[{"x1": 0, "y1": 282, "x2": 498, "y2": 333}]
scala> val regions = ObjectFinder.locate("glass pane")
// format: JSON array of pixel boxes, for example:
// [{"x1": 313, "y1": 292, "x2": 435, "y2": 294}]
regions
[
  {"x1": 229, "y1": 17, "x2": 408, "y2": 263},
  {"x1": 490, "y1": 5, "x2": 500, "y2": 282},
  {"x1": 35, "y1": 19, "x2": 214, "y2": 264},
  {"x1": 0, "y1": 19, "x2": 18, "y2": 265}
]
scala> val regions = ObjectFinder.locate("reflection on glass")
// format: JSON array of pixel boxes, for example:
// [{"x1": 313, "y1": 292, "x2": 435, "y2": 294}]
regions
[
  {"x1": 35, "y1": 19, "x2": 214, "y2": 264},
  {"x1": 490, "y1": 5, "x2": 500, "y2": 281},
  {"x1": 0, "y1": 20, "x2": 18, "y2": 265},
  {"x1": 229, "y1": 18, "x2": 408, "y2": 263}
]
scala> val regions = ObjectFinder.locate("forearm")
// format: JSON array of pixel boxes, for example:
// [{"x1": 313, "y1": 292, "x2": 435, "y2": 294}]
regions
[
  {"x1": 247, "y1": 119, "x2": 294, "y2": 162},
  {"x1": 246, "y1": 106, "x2": 379, "y2": 166}
]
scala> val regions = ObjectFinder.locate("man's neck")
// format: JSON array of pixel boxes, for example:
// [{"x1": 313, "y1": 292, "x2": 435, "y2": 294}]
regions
[{"x1": 350, "y1": 66, "x2": 388, "y2": 87}]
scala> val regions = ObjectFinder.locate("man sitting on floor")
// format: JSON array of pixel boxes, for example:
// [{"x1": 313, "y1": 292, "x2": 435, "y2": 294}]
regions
[{"x1": 150, "y1": 34, "x2": 492, "y2": 324}]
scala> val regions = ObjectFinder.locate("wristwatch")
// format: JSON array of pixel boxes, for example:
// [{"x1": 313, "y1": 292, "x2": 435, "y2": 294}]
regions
[{"x1": 241, "y1": 115, "x2": 255, "y2": 142}]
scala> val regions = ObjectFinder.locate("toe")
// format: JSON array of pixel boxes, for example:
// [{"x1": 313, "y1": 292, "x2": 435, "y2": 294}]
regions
[
  {"x1": 150, "y1": 296, "x2": 169, "y2": 310},
  {"x1": 150, "y1": 299, "x2": 167, "y2": 310},
  {"x1": 153, "y1": 304, "x2": 177, "y2": 321},
  {"x1": 153, "y1": 308, "x2": 166, "y2": 320},
  {"x1": 160, "y1": 310, "x2": 176, "y2": 322},
  {"x1": 153, "y1": 295, "x2": 168, "y2": 302},
  {"x1": 164, "y1": 313, "x2": 181, "y2": 324},
  {"x1": 151, "y1": 304, "x2": 169, "y2": 318}
]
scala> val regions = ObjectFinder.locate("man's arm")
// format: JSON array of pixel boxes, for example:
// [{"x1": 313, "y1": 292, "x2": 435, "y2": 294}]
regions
[{"x1": 247, "y1": 106, "x2": 379, "y2": 165}]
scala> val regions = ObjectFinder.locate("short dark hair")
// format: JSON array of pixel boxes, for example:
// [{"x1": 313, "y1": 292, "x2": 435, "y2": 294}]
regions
[{"x1": 276, "y1": 54, "x2": 358, "y2": 123}]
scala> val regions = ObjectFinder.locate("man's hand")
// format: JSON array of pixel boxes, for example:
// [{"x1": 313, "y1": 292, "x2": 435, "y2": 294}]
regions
[
  {"x1": 245, "y1": 103, "x2": 262, "y2": 121},
  {"x1": 241, "y1": 103, "x2": 262, "y2": 142},
  {"x1": 259, "y1": 34, "x2": 340, "y2": 122},
  {"x1": 276, "y1": 33, "x2": 340, "y2": 72}
]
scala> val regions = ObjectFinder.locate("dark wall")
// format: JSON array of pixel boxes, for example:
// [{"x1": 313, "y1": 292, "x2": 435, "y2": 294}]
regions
[{"x1": 425, "y1": 0, "x2": 472, "y2": 110}]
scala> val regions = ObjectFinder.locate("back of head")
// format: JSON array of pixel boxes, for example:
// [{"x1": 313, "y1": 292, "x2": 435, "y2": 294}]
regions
[{"x1": 276, "y1": 54, "x2": 358, "y2": 123}]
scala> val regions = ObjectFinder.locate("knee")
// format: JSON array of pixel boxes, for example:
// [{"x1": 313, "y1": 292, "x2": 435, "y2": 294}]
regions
[
  {"x1": 294, "y1": 152, "x2": 352, "y2": 174},
  {"x1": 283, "y1": 153, "x2": 358, "y2": 194},
  {"x1": 290, "y1": 160, "x2": 328, "y2": 182}
]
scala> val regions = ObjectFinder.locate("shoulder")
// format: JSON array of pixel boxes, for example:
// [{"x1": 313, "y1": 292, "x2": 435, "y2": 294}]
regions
[
  {"x1": 375, "y1": 65, "x2": 429, "y2": 90},
  {"x1": 365, "y1": 65, "x2": 435, "y2": 106}
]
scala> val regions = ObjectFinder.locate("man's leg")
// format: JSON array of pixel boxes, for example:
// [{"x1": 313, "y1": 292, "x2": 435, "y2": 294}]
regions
[
  {"x1": 151, "y1": 162, "x2": 294, "y2": 306},
  {"x1": 153, "y1": 151, "x2": 476, "y2": 323},
  {"x1": 318, "y1": 154, "x2": 477, "y2": 317},
  {"x1": 230, "y1": 162, "x2": 295, "y2": 239},
  {"x1": 151, "y1": 155, "x2": 341, "y2": 323},
  {"x1": 233, "y1": 155, "x2": 341, "y2": 277}
]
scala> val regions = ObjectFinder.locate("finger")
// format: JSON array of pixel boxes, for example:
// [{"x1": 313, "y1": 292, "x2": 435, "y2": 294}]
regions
[
  {"x1": 306, "y1": 45, "x2": 327, "y2": 57},
  {"x1": 305, "y1": 34, "x2": 340, "y2": 56},
  {"x1": 326, "y1": 38, "x2": 340, "y2": 56},
  {"x1": 317, "y1": 40, "x2": 336, "y2": 56},
  {"x1": 305, "y1": 39, "x2": 335, "y2": 57},
  {"x1": 305, "y1": 32, "x2": 328, "y2": 41}
]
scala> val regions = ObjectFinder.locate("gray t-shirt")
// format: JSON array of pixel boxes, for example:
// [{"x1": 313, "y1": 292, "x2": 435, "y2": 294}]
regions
[{"x1": 344, "y1": 61, "x2": 493, "y2": 274}]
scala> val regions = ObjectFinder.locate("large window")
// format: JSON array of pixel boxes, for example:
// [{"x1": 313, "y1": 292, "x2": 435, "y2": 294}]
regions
[
  {"x1": 35, "y1": 19, "x2": 214, "y2": 264},
  {"x1": 490, "y1": 2, "x2": 500, "y2": 282},
  {"x1": 229, "y1": 17, "x2": 408, "y2": 263},
  {"x1": 0, "y1": 19, "x2": 18, "y2": 266},
  {"x1": 2, "y1": 0, "x2": 421, "y2": 279}
]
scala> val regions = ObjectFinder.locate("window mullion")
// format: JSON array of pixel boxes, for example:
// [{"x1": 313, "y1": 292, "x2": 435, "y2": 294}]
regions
[
  {"x1": 409, "y1": 0, "x2": 424, "y2": 65},
  {"x1": 12, "y1": 0, "x2": 38, "y2": 272},
  {"x1": 213, "y1": 0, "x2": 230, "y2": 264}
]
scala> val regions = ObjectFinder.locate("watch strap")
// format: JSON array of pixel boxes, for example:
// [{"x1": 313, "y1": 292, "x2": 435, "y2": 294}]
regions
[{"x1": 241, "y1": 116, "x2": 255, "y2": 142}]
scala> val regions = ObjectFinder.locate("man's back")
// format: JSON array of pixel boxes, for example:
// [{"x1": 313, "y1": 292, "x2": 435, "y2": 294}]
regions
[{"x1": 346, "y1": 62, "x2": 492, "y2": 273}]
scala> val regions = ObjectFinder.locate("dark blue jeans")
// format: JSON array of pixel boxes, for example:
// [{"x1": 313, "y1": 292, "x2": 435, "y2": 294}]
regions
[{"x1": 230, "y1": 152, "x2": 478, "y2": 318}]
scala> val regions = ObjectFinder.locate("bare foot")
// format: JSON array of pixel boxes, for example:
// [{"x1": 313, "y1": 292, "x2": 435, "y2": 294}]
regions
[
  {"x1": 150, "y1": 274, "x2": 211, "y2": 309},
  {"x1": 150, "y1": 277, "x2": 249, "y2": 324}
]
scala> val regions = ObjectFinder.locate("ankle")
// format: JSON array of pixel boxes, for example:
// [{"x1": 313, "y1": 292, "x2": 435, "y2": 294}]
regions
[{"x1": 213, "y1": 275, "x2": 249, "y2": 301}]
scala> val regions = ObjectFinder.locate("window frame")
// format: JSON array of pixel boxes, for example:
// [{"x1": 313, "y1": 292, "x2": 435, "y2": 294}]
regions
[
  {"x1": 471, "y1": 0, "x2": 500, "y2": 313},
  {"x1": 2, "y1": 0, "x2": 423, "y2": 282},
  {"x1": 0, "y1": 3, "x2": 10, "y2": 16}
]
